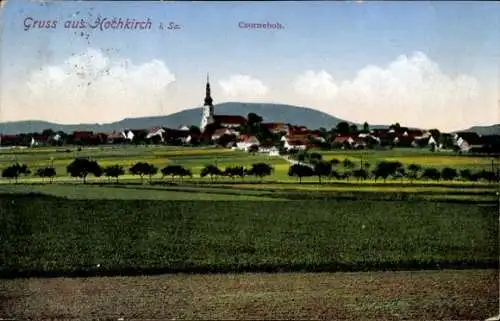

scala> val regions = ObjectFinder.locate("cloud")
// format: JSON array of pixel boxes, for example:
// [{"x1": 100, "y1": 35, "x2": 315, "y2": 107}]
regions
[
  {"x1": 218, "y1": 74, "x2": 269, "y2": 98},
  {"x1": 2, "y1": 48, "x2": 176, "y2": 123},
  {"x1": 294, "y1": 70, "x2": 338, "y2": 100},
  {"x1": 293, "y1": 52, "x2": 488, "y2": 131}
]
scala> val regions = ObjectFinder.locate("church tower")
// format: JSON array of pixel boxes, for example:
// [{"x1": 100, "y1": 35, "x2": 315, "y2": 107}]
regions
[{"x1": 200, "y1": 74, "x2": 215, "y2": 132}]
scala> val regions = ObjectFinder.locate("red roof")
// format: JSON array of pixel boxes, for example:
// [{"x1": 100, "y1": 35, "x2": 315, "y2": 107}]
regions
[
  {"x1": 33, "y1": 135, "x2": 50, "y2": 142},
  {"x1": 287, "y1": 133, "x2": 309, "y2": 141},
  {"x1": 333, "y1": 135, "x2": 354, "y2": 144},
  {"x1": 73, "y1": 131, "x2": 93, "y2": 139},
  {"x1": 288, "y1": 140, "x2": 308, "y2": 146},
  {"x1": 213, "y1": 115, "x2": 247, "y2": 125},
  {"x1": 262, "y1": 122, "x2": 287, "y2": 130},
  {"x1": 1, "y1": 134, "x2": 20, "y2": 139}
]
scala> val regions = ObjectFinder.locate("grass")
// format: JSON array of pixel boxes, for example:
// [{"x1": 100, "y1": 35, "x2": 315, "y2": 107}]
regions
[
  {"x1": 0, "y1": 184, "x2": 283, "y2": 200},
  {"x1": 1, "y1": 194, "x2": 497, "y2": 277},
  {"x1": 1, "y1": 270, "x2": 498, "y2": 320},
  {"x1": 1, "y1": 146, "x2": 498, "y2": 184}
]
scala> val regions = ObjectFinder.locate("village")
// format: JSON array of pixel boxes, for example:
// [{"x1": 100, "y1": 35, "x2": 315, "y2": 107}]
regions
[{"x1": 1, "y1": 77, "x2": 499, "y2": 156}]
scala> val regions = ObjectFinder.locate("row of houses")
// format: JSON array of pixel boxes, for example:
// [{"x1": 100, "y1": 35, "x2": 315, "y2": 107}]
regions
[{"x1": 1, "y1": 120, "x2": 498, "y2": 155}]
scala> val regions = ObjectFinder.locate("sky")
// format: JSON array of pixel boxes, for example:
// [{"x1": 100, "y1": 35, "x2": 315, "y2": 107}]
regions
[{"x1": 0, "y1": 0, "x2": 499, "y2": 131}]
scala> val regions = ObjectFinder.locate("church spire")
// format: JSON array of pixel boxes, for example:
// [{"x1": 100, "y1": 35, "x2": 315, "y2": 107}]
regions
[{"x1": 204, "y1": 73, "x2": 213, "y2": 106}]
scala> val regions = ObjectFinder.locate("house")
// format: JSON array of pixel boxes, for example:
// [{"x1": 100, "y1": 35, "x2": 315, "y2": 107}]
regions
[
  {"x1": 164, "y1": 128, "x2": 191, "y2": 144},
  {"x1": 107, "y1": 131, "x2": 126, "y2": 144},
  {"x1": 123, "y1": 130, "x2": 135, "y2": 141},
  {"x1": 371, "y1": 129, "x2": 397, "y2": 147},
  {"x1": 259, "y1": 145, "x2": 280, "y2": 156},
  {"x1": 262, "y1": 122, "x2": 289, "y2": 134},
  {"x1": 394, "y1": 135, "x2": 416, "y2": 148},
  {"x1": 213, "y1": 115, "x2": 247, "y2": 128},
  {"x1": 413, "y1": 135, "x2": 439, "y2": 149},
  {"x1": 332, "y1": 135, "x2": 355, "y2": 149},
  {"x1": 30, "y1": 135, "x2": 50, "y2": 147},
  {"x1": 123, "y1": 129, "x2": 147, "y2": 142},
  {"x1": 146, "y1": 127, "x2": 166, "y2": 143},
  {"x1": 454, "y1": 132, "x2": 484, "y2": 152},
  {"x1": 211, "y1": 128, "x2": 239, "y2": 141},
  {"x1": 288, "y1": 125, "x2": 309, "y2": 135},
  {"x1": 283, "y1": 137, "x2": 308, "y2": 150},
  {"x1": 236, "y1": 135, "x2": 260, "y2": 151},
  {"x1": 72, "y1": 131, "x2": 106, "y2": 145},
  {"x1": 72, "y1": 131, "x2": 93, "y2": 142},
  {"x1": 309, "y1": 132, "x2": 326, "y2": 143},
  {"x1": 282, "y1": 133, "x2": 309, "y2": 142},
  {"x1": 0, "y1": 134, "x2": 25, "y2": 147}
]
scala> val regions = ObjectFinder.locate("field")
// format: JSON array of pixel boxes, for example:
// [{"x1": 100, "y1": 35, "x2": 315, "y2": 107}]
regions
[
  {"x1": 1, "y1": 145, "x2": 498, "y2": 184},
  {"x1": 1, "y1": 145, "x2": 499, "y2": 320},
  {"x1": 1, "y1": 270, "x2": 498, "y2": 320},
  {"x1": 1, "y1": 195, "x2": 498, "y2": 276}
]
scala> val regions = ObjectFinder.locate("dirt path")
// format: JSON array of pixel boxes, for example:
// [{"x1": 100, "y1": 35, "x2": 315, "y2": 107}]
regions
[{"x1": 1, "y1": 269, "x2": 498, "y2": 320}]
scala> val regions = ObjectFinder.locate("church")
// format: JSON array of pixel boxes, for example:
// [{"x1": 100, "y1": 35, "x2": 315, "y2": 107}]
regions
[{"x1": 200, "y1": 75, "x2": 247, "y2": 138}]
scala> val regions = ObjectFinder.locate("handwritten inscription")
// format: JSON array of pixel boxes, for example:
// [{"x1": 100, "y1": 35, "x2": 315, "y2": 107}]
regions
[{"x1": 23, "y1": 16, "x2": 181, "y2": 32}]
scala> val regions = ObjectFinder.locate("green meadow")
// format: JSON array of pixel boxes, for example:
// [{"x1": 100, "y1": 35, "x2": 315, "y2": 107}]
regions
[{"x1": 0, "y1": 145, "x2": 497, "y2": 183}]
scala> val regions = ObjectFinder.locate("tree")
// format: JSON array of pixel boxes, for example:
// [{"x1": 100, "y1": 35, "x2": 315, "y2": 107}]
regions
[
  {"x1": 103, "y1": 165, "x2": 125, "y2": 183},
  {"x1": 429, "y1": 129, "x2": 441, "y2": 141},
  {"x1": 309, "y1": 152, "x2": 323, "y2": 164},
  {"x1": 131, "y1": 130, "x2": 148, "y2": 145},
  {"x1": 329, "y1": 169, "x2": 341, "y2": 180},
  {"x1": 297, "y1": 151, "x2": 308, "y2": 164},
  {"x1": 217, "y1": 134, "x2": 237, "y2": 148},
  {"x1": 161, "y1": 165, "x2": 191, "y2": 182},
  {"x1": 352, "y1": 168, "x2": 369, "y2": 181},
  {"x1": 421, "y1": 168, "x2": 441, "y2": 181},
  {"x1": 224, "y1": 166, "x2": 245, "y2": 181},
  {"x1": 178, "y1": 167, "x2": 192, "y2": 180},
  {"x1": 342, "y1": 158, "x2": 356, "y2": 169},
  {"x1": 389, "y1": 123, "x2": 401, "y2": 132},
  {"x1": 247, "y1": 163, "x2": 273, "y2": 181},
  {"x1": 2, "y1": 163, "x2": 31, "y2": 183},
  {"x1": 459, "y1": 169, "x2": 472, "y2": 181},
  {"x1": 200, "y1": 164, "x2": 222, "y2": 183},
  {"x1": 129, "y1": 162, "x2": 157, "y2": 184},
  {"x1": 35, "y1": 167, "x2": 56, "y2": 183},
  {"x1": 349, "y1": 124, "x2": 358, "y2": 135},
  {"x1": 336, "y1": 121, "x2": 350, "y2": 134},
  {"x1": 394, "y1": 166, "x2": 406, "y2": 180},
  {"x1": 407, "y1": 164, "x2": 421, "y2": 183},
  {"x1": 441, "y1": 167, "x2": 458, "y2": 181},
  {"x1": 247, "y1": 113, "x2": 263, "y2": 127},
  {"x1": 362, "y1": 122, "x2": 370, "y2": 132},
  {"x1": 248, "y1": 144, "x2": 259, "y2": 155},
  {"x1": 288, "y1": 164, "x2": 314, "y2": 183},
  {"x1": 330, "y1": 158, "x2": 341, "y2": 167},
  {"x1": 476, "y1": 170, "x2": 499, "y2": 183},
  {"x1": 67, "y1": 158, "x2": 102, "y2": 184},
  {"x1": 372, "y1": 161, "x2": 404, "y2": 183},
  {"x1": 189, "y1": 125, "x2": 201, "y2": 135},
  {"x1": 314, "y1": 161, "x2": 331, "y2": 184},
  {"x1": 341, "y1": 171, "x2": 352, "y2": 182}
]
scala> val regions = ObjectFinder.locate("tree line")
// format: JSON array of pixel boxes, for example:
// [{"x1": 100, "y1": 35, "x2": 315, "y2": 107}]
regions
[
  {"x1": 2, "y1": 156, "x2": 498, "y2": 184},
  {"x1": 0, "y1": 158, "x2": 274, "y2": 184},
  {"x1": 286, "y1": 151, "x2": 500, "y2": 183}
]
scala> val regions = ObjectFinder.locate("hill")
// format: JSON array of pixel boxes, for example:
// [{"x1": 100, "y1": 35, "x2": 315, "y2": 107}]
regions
[
  {"x1": 0, "y1": 102, "x2": 350, "y2": 134},
  {"x1": 458, "y1": 124, "x2": 500, "y2": 136}
]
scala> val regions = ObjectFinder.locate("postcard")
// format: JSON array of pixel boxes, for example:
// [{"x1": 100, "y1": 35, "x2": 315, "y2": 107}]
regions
[{"x1": 0, "y1": 1, "x2": 499, "y2": 320}]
